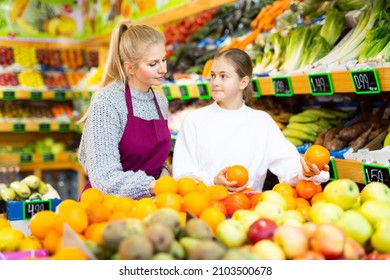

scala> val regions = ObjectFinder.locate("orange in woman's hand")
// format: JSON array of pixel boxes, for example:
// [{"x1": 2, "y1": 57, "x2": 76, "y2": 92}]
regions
[
  {"x1": 226, "y1": 165, "x2": 249, "y2": 187},
  {"x1": 304, "y1": 144, "x2": 330, "y2": 170}
]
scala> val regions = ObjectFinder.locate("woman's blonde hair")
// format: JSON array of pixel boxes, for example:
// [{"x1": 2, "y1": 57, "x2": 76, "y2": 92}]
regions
[{"x1": 78, "y1": 21, "x2": 165, "y2": 123}]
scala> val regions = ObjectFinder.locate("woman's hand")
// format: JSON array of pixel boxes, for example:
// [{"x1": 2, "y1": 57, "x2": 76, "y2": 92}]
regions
[
  {"x1": 300, "y1": 155, "x2": 330, "y2": 177},
  {"x1": 214, "y1": 167, "x2": 248, "y2": 192}
]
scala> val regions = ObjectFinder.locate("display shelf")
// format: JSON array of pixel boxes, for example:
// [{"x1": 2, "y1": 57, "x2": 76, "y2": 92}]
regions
[
  {"x1": 84, "y1": 0, "x2": 236, "y2": 46},
  {"x1": 0, "y1": 121, "x2": 76, "y2": 133},
  {"x1": 0, "y1": 89, "x2": 74, "y2": 101}
]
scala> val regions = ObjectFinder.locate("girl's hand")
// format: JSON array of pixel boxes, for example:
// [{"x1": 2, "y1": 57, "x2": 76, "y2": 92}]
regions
[
  {"x1": 300, "y1": 155, "x2": 330, "y2": 177},
  {"x1": 214, "y1": 167, "x2": 248, "y2": 192}
]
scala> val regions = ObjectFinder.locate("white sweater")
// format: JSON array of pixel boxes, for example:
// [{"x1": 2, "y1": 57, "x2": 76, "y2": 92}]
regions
[{"x1": 172, "y1": 101, "x2": 328, "y2": 191}]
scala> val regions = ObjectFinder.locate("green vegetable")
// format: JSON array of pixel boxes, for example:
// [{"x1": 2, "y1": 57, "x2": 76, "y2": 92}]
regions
[
  {"x1": 336, "y1": 0, "x2": 368, "y2": 11},
  {"x1": 320, "y1": 8, "x2": 345, "y2": 47}
]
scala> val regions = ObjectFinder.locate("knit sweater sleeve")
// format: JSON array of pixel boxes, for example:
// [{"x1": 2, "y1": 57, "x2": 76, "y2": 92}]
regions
[{"x1": 78, "y1": 88, "x2": 153, "y2": 199}]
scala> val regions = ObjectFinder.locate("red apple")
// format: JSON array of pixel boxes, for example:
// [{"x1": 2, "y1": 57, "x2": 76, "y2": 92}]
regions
[
  {"x1": 273, "y1": 225, "x2": 309, "y2": 259},
  {"x1": 364, "y1": 252, "x2": 381, "y2": 260},
  {"x1": 248, "y1": 218, "x2": 278, "y2": 244},
  {"x1": 342, "y1": 237, "x2": 366, "y2": 260},
  {"x1": 310, "y1": 223, "x2": 345, "y2": 260},
  {"x1": 293, "y1": 250, "x2": 325, "y2": 260}
]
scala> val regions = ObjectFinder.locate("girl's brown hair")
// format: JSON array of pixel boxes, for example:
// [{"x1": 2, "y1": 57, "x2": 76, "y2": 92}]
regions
[
  {"x1": 79, "y1": 21, "x2": 165, "y2": 123},
  {"x1": 214, "y1": 48, "x2": 254, "y2": 102}
]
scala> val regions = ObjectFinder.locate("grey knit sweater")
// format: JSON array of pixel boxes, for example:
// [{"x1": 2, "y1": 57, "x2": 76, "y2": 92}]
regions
[{"x1": 78, "y1": 81, "x2": 169, "y2": 199}]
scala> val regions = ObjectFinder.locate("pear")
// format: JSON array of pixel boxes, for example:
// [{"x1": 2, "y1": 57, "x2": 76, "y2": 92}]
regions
[
  {"x1": 221, "y1": 248, "x2": 259, "y2": 260},
  {"x1": 183, "y1": 218, "x2": 213, "y2": 239},
  {"x1": 187, "y1": 239, "x2": 226, "y2": 260},
  {"x1": 9, "y1": 181, "x2": 31, "y2": 198},
  {"x1": 152, "y1": 252, "x2": 175, "y2": 260},
  {"x1": 118, "y1": 235, "x2": 154, "y2": 260},
  {"x1": 0, "y1": 188, "x2": 16, "y2": 202},
  {"x1": 145, "y1": 223, "x2": 174, "y2": 253},
  {"x1": 102, "y1": 218, "x2": 145, "y2": 251},
  {"x1": 37, "y1": 181, "x2": 49, "y2": 195},
  {"x1": 144, "y1": 207, "x2": 181, "y2": 233},
  {"x1": 168, "y1": 240, "x2": 186, "y2": 260},
  {"x1": 21, "y1": 175, "x2": 41, "y2": 190}
]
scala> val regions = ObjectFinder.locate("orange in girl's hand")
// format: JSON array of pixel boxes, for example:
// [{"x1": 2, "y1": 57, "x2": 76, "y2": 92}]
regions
[
  {"x1": 226, "y1": 165, "x2": 249, "y2": 187},
  {"x1": 304, "y1": 144, "x2": 330, "y2": 171}
]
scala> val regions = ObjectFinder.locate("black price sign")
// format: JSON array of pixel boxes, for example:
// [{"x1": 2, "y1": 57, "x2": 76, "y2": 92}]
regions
[
  {"x1": 2, "y1": 90, "x2": 15, "y2": 100},
  {"x1": 271, "y1": 76, "x2": 293, "y2": 96},
  {"x1": 178, "y1": 85, "x2": 190, "y2": 100},
  {"x1": 30, "y1": 91, "x2": 42, "y2": 101},
  {"x1": 363, "y1": 163, "x2": 390, "y2": 186},
  {"x1": 351, "y1": 69, "x2": 380, "y2": 94},
  {"x1": 13, "y1": 122, "x2": 26, "y2": 133},
  {"x1": 252, "y1": 78, "x2": 261, "y2": 98},
  {"x1": 19, "y1": 152, "x2": 32, "y2": 163},
  {"x1": 54, "y1": 90, "x2": 66, "y2": 101},
  {"x1": 58, "y1": 122, "x2": 70, "y2": 132},
  {"x1": 42, "y1": 152, "x2": 55, "y2": 162},
  {"x1": 197, "y1": 82, "x2": 211, "y2": 99},
  {"x1": 308, "y1": 73, "x2": 334, "y2": 96},
  {"x1": 39, "y1": 122, "x2": 51, "y2": 132},
  {"x1": 328, "y1": 159, "x2": 338, "y2": 181},
  {"x1": 162, "y1": 86, "x2": 173, "y2": 100},
  {"x1": 23, "y1": 200, "x2": 52, "y2": 220}
]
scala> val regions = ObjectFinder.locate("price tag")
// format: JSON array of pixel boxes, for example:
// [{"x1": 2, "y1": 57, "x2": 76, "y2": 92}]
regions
[
  {"x1": 13, "y1": 122, "x2": 25, "y2": 133},
  {"x1": 328, "y1": 159, "x2": 338, "y2": 181},
  {"x1": 252, "y1": 78, "x2": 261, "y2": 98},
  {"x1": 30, "y1": 91, "x2": 43, "y2": 101},
  {"x1": 308, "y1": 73, "x2": 334, "y2": 96},
  {"x1": 42, "y1": 152, "x2": 55, "y2": 162},
  {"x1": 38, "y1": 122, "x2": 51, "y2": 132},
  {"x1": 54, "y1": 90, "x2": 66, "y2": 101},
  {"x1": 162, "y1": 86, "x2": 173, "y2": 100},
  {"x1": 2, "y1": 90, "x2": 15, "y2": 100},
  {"x1": 178, "y1": 85, "x2": 190, "y2": 100},
  {"x1": 23, "y1": 200, "x2": 52, "y2": 220},
  {"x1": 19, "y1": 152, "x2": 32, "y2": 163},
  {"x1": 58, "y1": 122, "x2": 70, "y2": 132},
  {"x1": 196, "y1": 82, "x2": 211, "y2": 99},
  {"x1": 351, "y1": 69, "x2": 380, "y2": 94},
  {"x1": 362, "y1": 163, "x2": 390, "y2": 186},
  {"x1": 271, "y1": 76, "x2": 293, "y2": 97}
]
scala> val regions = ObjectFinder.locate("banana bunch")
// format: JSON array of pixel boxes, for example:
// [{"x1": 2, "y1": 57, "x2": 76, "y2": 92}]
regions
[
  {"x1": 273, "y1": 112, "x2": 295, "y2": 130},
  {"x1": 0, "y1": 175, "x2": 49, "y2": 202},
  {"x1": 282, "y1": 107, "x2": 350, "y2": 146},
  {"x1": 383, "y1": 125, "x2": 390, "y2": 147}
]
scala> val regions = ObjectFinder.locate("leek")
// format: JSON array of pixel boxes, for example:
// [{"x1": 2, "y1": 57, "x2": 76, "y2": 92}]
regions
[
  {"x1": 320, "y1": 8, "x2": 345, "y2": 47},
  {"x1": 315, "y1": 0, "x2": 385, "y2": 66}
]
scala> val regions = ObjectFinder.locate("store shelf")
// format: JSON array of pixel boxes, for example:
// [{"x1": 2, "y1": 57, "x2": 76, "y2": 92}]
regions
[
  {"x1": 1, "y1": 89, "x2": 74, "y2": 101},
  {"x1": 0, "y1": 121, "x2": 75, "y2": 133},
  {"x1": 84, "y1": 0, "x2": 235, "y2": 46}
]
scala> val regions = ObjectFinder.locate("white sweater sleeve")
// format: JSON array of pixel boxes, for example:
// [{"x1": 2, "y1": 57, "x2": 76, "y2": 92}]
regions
[{"x1": 172, "y1": 115, "x2": 214, "y2": 185}]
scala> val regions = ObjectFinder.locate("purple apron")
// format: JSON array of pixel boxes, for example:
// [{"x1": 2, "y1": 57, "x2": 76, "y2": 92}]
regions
[{"x1": 81, "y1": 83, "x2": 172, "y2": 194}]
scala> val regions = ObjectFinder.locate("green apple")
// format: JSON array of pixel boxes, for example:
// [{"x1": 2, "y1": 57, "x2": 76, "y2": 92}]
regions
[
  {"x1": 336, "y1": 210, "x2": 373, "y2": 245},
  {"x1": 231, "y1": 209, "x2": 260, "y2": 233},
  {"x1": 278, "y1": 209, "x2": 305, "y2": 226},
  {"x1": 254, "y1": 201, "x2": 285, "y2": 223},
  {"x1": 259, "y1": 190, "x2": 287, "y2": 210},
  {"x1": 370, "y1": 219, "x2": 390, "y2": 253},
  {"x1": 360, "y1": 182, "x2": 390, "y2": 203},
  {"x1": 215, "y1": 219, "x2": 247, "y2": 248},
  {"x1": 359, "y1": 200, "x2": 390, "y2": 226},
  {"x1": 323, "y1": 179, "x2": 360, "y2": 210},
  {"x1": 310, "y1": 201, "x2": 344, "y2": 224},
  {"x1": 273, "y1": 225, "x2": 309, "y2": 259},
  {"x1": 251, "y1": 239, "x2": 286, "y2": 260}
]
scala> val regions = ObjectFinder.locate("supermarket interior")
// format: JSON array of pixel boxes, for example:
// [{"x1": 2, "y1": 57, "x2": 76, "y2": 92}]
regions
[{"x1": 1, "y1": 0, "x2": 390, "y2": 261}]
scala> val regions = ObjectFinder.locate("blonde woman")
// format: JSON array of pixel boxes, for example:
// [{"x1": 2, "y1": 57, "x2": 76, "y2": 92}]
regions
[{"x1": 78, "y1": 21, "x2": 171, "y2": 199}]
